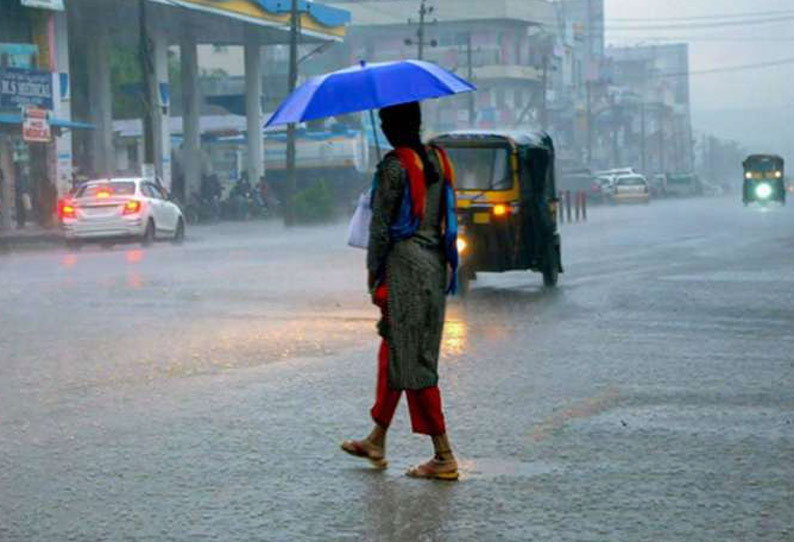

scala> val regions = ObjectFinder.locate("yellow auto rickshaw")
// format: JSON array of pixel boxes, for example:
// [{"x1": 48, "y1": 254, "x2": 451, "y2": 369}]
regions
[{"x1": 432, "y1": 130, "x2": 562, "y2": 294}]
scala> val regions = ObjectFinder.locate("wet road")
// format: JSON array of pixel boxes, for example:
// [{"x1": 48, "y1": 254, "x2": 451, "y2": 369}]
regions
[{"x1": 1, "y1": 197, "x2": 792, "y2": 541}]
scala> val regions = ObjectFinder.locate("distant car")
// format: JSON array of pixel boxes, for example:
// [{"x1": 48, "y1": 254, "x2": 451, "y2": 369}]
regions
[
  {"x1": 592, "y1": 175, "x2": 615, "y2": 201},
  {"x1": 611, "y1": 174, "x2": 650, "y2": 204},
  {"x1": 60, "y1": 178, "x2": 185, "y2": 246},
  {"x1": 666, "y1": 173, "x2": 702, "y2": 197},
  {"x1": 594, "y1": 167, "x2": 636, "y2": 178}
]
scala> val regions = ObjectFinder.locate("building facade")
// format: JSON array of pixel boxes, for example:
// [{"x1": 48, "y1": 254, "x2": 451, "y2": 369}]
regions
[
  {"x1": 0, "y1": 0, "x2": 73, "y2": 229},
  {"x1": 607, "y1": 43, "x2": 694, "y2": 175}
]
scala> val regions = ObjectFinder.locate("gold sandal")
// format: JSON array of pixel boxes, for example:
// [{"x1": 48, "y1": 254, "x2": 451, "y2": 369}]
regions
[
  {"x1": 341, "y1": 439, "x2": 388, "y2": 469},
  {"x1": 406, "y1": 457, "x2": 459, "y2": 481}
]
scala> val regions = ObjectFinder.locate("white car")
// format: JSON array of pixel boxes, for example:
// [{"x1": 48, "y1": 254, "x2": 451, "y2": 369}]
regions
[
  {"x1": 611, "y1": 174, "x2": 650, "y2": 204},
  {"x1": 61, "y1": 178, "x2": 185, "y2": 245}
]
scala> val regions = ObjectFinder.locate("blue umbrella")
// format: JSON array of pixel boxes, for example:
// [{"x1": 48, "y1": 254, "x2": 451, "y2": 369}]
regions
[{"x1": 265, "y1": 60, "x2": 476, "y2": 128}]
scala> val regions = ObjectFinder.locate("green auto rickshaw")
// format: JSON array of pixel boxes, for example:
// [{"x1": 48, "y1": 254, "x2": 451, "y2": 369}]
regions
[{"x1": 743, "y1": 154, "x2": 785, "y2": 206}]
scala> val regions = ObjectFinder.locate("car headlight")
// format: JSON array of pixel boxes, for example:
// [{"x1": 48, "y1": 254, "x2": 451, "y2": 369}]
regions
[
  {"x1": 456, "y1": 237, "x2": 468, "y2": 254},
  {"x1": 756, "y1": 183, "x2": 773, "y2": 199},
  {"x1": 745, "y1": 172, "x2": 753, "y2": 179}
]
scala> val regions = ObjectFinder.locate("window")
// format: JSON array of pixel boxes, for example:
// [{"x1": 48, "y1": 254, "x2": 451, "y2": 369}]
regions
[
  {"x1": 444, "y1": 146, "x2": 512, "y2": 191},
  {"x1": 495, "y1": 88, "x2": 506, "y2": 108},
  {"x1": 143, "y1": 183, "x2": 162, "y2": 199},
  {"x1": 76, "y1": 182, "x2": 136, "y2": 198}
]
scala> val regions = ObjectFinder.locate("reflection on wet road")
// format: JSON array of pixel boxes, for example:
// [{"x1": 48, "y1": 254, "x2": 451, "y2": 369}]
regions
[{"x1": 1, "y1": 198, "x2": 792, "y2": 541}]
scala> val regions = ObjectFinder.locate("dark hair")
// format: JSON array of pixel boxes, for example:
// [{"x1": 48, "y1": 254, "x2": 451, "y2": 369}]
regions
[{"x1": 379, "y1": 102, "x2": 439, "y2": 185}]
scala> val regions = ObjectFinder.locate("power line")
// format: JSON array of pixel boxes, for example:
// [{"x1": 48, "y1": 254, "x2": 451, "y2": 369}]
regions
[
  {"x1": 607, "y1": 14, "x2": 794, "y2": 31},
  {"x1": 655, "y1": 56, "x2": 794, "y2": 78},
  {"x1": 607, "y1": 8, "x2": 794, "y2": 22}
]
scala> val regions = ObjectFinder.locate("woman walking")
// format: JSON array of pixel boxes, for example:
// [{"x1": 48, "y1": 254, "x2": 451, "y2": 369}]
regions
[{"x1": 342, "y1": 102, "x2": 459, "y2": 480}]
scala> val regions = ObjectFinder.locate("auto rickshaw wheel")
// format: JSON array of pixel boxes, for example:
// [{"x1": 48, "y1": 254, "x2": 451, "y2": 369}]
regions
[{"x1": 542, "y1": 243, "x2": 560, "y2": 287}]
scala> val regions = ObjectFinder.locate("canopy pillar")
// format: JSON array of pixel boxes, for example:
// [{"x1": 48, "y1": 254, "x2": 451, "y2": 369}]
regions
[
  {"x1": 244, "y1": 28, "x2": 263, "y2": 184},
  {"x1": 147, "y1": 21, "x2": 171, "y2": 189},
  {"x1": 180, "y1": 31, "x2": 200, "y2": 200},
  {"x1": 86, "y1": 22, "x2": 113, "y2": 177}
]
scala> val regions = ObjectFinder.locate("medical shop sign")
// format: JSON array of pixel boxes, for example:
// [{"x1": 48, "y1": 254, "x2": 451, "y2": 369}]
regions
[
  {"x1": 0, "y1": 68, "x2": 54, "y2": 110},
  {"x1": 22, "y1": 107, "x2": 51, "y2": 143}
]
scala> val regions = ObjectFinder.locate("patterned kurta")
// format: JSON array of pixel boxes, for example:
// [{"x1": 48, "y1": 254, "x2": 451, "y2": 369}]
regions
[{"x1": 367, "y1": 152, "x2": 447, "y2": 390}]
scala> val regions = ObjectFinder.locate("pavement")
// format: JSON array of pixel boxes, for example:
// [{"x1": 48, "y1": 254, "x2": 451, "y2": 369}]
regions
[
  {"x1": 0, "y1": 224, "x2": 62, "y2": 252},
  {"x1": 0, "y1": 197, "x2": 792, "y2": 541}
]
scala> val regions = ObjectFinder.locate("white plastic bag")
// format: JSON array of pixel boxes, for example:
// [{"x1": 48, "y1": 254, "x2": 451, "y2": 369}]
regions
[{"x1": 347, "y1": 190, "x2": 372, "y2": 249}]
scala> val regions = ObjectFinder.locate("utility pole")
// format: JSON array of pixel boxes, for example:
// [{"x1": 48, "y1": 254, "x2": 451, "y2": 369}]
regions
[
  {"x1": 540, "y1": 54, "x2": 548, "y2": 131},
  {"x1": 138, "y1": 0, "x2": 156, "y2": 182},
  {"x1": 586, "y1": 81, "x2": 592, "y2": 165},
  {"x1": 640, "y1": 100, "x2": 646, "y2": 173},
  {"x1": 285, "y1": 0, "x2": 299, "y2": 225},
  {"x1": 658, "y1": 106, "x2": 665, "y2": 173},
  {"x1": 467, "y1": 31, "x2": 475, "y2": 126},
  {"x1": 405, "y1": 0, "x2": 436, "y2": 60}
]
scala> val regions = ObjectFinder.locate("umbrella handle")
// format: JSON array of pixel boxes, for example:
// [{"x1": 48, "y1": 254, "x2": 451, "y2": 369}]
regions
[{"x1": 368, "y1": 109, "x2": 382, "y2": 162}]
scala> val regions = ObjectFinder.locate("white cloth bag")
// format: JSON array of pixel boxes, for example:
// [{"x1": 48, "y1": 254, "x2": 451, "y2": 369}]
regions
[{"x1": 347, "y1": 190, "x2": 372, "y2": 249}]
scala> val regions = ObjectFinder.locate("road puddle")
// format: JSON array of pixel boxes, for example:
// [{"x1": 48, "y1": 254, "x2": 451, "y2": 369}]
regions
[{"x1": 458, "y1": 458, "x2": 557, "y2": 480}]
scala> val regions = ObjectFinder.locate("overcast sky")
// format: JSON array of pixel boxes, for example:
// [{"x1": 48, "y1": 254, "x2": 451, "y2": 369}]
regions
[{"x1": 606, "y1": 0, "x2": 794, "y2": 153}]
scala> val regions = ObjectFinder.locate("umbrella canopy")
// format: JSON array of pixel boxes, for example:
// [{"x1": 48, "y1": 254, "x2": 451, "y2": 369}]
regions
[{"x1": 265, "y1": 60, "x2": 476, "y2": 127}]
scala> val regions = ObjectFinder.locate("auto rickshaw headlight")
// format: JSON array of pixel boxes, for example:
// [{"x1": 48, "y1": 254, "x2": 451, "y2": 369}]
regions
[
  {"x1": 756, "y1": 183, "x2": 773, "y2": 199},
  {"x1": 456, "y1": 237, "x2": 468, "y2": 254},
  {"x1": 493, "y1": 204, "x2": 509, "y2": 217}
]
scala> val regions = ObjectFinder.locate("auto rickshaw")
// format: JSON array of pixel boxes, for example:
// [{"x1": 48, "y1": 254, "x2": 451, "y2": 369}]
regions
[
  {"x1": 743, "y1": 154, "x2": 785, "y2": 206},
  {"x1": 431, "y1": 130, "x2": 562, "y2": 294}
]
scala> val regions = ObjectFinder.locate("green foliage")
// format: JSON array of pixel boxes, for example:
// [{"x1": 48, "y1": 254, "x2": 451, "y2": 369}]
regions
[
  {"x1": 291, "y1": 179, "x2": 336, "y2": 224},
  {"x1": 110, "y1": 45, "x2": 142, "y2": 119},
  {"x1": 109, "y1": 45, "x2": 182, "y2": 119}
]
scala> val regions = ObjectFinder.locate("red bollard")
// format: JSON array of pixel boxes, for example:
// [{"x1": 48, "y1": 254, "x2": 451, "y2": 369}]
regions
[{"x1": 565, "y1": 190, "x2": 572, "y2": 223}]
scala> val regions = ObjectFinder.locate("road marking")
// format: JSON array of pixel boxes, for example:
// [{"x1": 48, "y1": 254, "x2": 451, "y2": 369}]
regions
[{"x1": 529, "y1": 387, "x2": 623, "y2": 443}]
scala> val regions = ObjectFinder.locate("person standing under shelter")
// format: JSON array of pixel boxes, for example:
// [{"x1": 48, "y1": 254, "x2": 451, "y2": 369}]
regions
[{"x1": 341, "y1": 102, "x2": 460, "y2": 481}]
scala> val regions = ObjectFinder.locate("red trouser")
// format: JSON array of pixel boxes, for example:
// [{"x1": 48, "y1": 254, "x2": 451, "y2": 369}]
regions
[{"x1": 370, "y1": 283, "x2": 446, "y2": 436}]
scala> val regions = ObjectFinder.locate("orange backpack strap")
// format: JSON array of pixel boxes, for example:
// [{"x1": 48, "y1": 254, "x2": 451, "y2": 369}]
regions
[
  {"x1": 430, "y1": 144, "x2": 456, "y2": 187},
  {"x1": 391, "y1": 147, "x2": 427, "y2": 221}
]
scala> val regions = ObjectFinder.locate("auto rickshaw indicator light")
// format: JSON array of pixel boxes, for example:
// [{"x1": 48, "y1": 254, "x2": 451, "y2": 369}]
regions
[
  {"x1": 493, "y1": 204, "x2": 509, "y2": 216},
  {"x1": 775, "y1": 170, "x2": 783, "y2": 178},
  {"x1": 745, "y1": 172, "x2": 753, "y2": 179}
]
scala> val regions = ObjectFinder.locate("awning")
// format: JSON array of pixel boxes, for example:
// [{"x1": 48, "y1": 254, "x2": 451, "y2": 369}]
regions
[
  {"x1": 0, "y1": 114, "x2": 94, "y2": 130},
  {"x1": 149, "y1": 0, "x2": 351, "y2": 40}
]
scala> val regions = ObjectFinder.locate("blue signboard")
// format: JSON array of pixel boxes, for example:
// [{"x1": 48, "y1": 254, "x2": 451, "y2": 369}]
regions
[{"x1": 0, "y1": 67, "x2": 53, "y2": 110}]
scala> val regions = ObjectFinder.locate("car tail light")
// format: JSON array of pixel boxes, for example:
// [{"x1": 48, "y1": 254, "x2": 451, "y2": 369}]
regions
[
  {"x1": 61, "y1": 204, "x2": 76, "y2": 219},
  {"x1": 123, "y1": 200, "x2": 142, "y2": 215}
]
